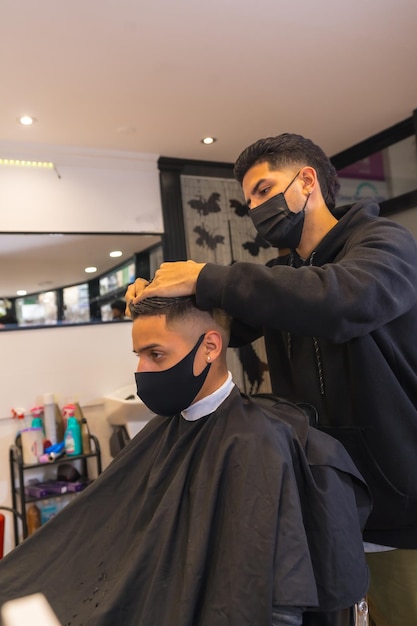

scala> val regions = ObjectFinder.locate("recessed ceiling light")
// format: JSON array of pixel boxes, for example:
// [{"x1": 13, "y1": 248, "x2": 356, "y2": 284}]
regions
[
  {"x1": 201, "y1": 136, "x2": 216, "y2": 145},
  {"x1": 18, "y1": 116, "x2": 36, "y2": 126},
  {"x1": 85, "y1": 266, "x2": 97, "y2": 274},
  {"x1": 16, "y1": 290, "x2": 27, "y2": 296},
  {"x1": 109, "y1": 250, "x2": 123, "y2": 258}
]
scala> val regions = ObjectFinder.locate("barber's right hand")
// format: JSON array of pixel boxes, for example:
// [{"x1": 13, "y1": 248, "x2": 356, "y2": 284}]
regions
[
  {"x1": 125, "y1": 278, "x2": 149, "y2": 317},
  {"x1": 132, "y1": 260, "x2": 205, "y2": 302}
]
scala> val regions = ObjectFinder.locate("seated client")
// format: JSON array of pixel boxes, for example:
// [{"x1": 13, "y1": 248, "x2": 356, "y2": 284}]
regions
[{"x1": 0, "y1": 296, "x2": 370, "y2": 626}]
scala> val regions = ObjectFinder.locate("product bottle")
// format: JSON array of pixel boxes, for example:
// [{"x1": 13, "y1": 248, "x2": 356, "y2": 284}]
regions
[
  {"x1": 26, "y1": 503, "x2": 41, "y2": 536},
  {"x1": 11, "y1": 407, "x2": 30, "y2": 434},
  {"x1": 40, "y1": 499, "x2": 59, "y2": 525},
  {"x1": 43, "y1": 393, "x2": 58, "y2": 445},
  {"x1": 73, "y1": 400, "x2": 91, "y2": 453},
  {"x1": 63, "y1": 405, "x2": 82, "y2": 456},
  {"x1": 55, "y1": 403, "x2": 65, "y2": 443},
  {"x1": 30, "y1": 406, "x2": 45, "y2": 433},
  {"x1": 80, "y1": 417, "x2": 91, "y2": 454},
  {"x1": 73, "y1": 401, "x2": 84, "y2": 426}
]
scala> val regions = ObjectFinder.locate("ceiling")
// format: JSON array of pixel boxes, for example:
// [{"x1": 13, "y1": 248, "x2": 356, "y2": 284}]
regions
[{"x1": 1, "y1": 0, "x2": 417, "y2": 165}]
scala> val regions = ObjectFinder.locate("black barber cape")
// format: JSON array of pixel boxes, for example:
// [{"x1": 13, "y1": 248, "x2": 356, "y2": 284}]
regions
[{"x1": 0, "y1": 388, "x2": 370, "y2": 626}]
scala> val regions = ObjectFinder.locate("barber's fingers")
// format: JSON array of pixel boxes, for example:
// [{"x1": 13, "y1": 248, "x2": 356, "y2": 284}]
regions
[
  {"x1": 125, "y1": 278, "x2": 150, "y2": 316},
  {"x1": 153, "y1": 260, "x2": 206, "y2": 287},
  {"x1": 135, "y1": 261, "x2": 206, "y2": 301}
]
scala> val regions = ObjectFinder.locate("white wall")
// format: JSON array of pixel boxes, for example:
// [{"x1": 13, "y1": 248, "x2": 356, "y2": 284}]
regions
[{"x1": 0, "y1": 142, "x2": 164, "y2": 556}]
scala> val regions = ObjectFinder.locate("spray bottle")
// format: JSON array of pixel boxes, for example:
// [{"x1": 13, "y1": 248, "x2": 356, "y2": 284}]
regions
[
  {"x1": 30, "y1": 406, "x2": 45, "y2": 433},
  {"x1": 63, "y1": 404, "x2": 82, "y2": 456},
  {"x1": 11, "y1": 407, "x2": 30, "y2": 433}
]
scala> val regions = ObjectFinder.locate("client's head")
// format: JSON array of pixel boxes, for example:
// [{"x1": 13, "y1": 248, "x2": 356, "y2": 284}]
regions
[{"x1": 130, "y1": 296, "x2": 231, "y2": 416}]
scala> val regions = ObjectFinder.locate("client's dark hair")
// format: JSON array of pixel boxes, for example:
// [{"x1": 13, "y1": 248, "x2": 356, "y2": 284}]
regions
[
  {"x1": 130, "y1": 296, "x2": 198, "y2": 323},
  {"x1": 129, "y1": 296, "x2": 231, "y2": 337},
  {"x1": 234, "y1": 132, "x2": 340, "y2": 210}
]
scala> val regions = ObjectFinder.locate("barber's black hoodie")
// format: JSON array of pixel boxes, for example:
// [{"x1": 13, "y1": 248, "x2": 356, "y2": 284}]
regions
[{"x1": 196, "y1": 200, "x2": 417, "y2": 548}]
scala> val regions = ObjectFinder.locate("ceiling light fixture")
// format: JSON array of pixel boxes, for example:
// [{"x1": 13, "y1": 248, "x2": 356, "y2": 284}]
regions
[
  {"x1": 84, "y1": 266, "x2": 97, "y2": 274},
  {"x1": 201, "y1": 136, "x2": 216, "y2": 145},
  {"x1": 0, "y1": 159, "x2": 54, "y2": 169},
  {"x1": 18, "y1": 116, "x2": 36, "y2": 126},
  {"x1": 16, "y1": 290, "x2": 27, "y2": 296},
  {"x1": 109, "y1": 250, "x2": 123, "y2": 258}
]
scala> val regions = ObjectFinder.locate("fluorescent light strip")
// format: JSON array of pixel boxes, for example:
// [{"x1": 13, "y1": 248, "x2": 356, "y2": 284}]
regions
[{"x1": 0, "y1": 159, "x2": 54, "y2": 168}]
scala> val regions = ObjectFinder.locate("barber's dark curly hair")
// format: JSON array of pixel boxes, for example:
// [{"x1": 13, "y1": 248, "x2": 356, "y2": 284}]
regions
[{"x1": 234, "y1": 133, "x2": 340, "y2": 210}]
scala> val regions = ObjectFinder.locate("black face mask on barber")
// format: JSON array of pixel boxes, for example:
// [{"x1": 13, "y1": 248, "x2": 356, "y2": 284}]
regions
[
  {"x1": 249, "y1": 171, "x2": 310, "y2": 249},
  {"x1": 135, "y1": 334, "x2": 211, "y2": 416}
]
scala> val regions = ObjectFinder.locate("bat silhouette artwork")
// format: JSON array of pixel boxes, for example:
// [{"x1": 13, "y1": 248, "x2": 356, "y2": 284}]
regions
[
  {"x1": 237, "y1": 344, "x2": 269, "y2": 394},
  {"x1": 242, "y1": 233, "x2": 271, "y2": 256},
  {"x1": 188, "y1": 192, "x2": 222, "y2": 216},
  {"x1": 194, "y1": 225, "x2": 225, "y2": 250},
  {"x1": 229, "y1": 198, "x2": 248, "y2": 217}
]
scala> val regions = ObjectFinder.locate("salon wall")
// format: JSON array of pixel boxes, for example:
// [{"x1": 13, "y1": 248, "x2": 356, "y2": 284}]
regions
[
  {"x1": 0, "y1": 322, "x2": 138, "y2": 553},
  {"x1": 0, "y1": 143, "x2": 163, "y2": 556}
]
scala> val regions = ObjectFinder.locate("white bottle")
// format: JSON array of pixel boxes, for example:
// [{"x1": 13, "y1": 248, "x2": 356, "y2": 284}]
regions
[{"x1": 43, "y1": 392, "x2": 57, "y2": 445}]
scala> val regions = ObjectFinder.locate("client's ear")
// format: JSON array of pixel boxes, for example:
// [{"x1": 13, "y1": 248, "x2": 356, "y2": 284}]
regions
[
  {"x1": 203, "y1": 330, "x2": 223, "y2": 363},
  {"x1": 300, "y1": 166, "x2": 317, "y2": 196}
]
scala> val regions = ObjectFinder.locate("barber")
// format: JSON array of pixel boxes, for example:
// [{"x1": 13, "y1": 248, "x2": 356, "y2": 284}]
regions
[{"x1": 127, "y1": 132, "x2": 417, "y2": 626}]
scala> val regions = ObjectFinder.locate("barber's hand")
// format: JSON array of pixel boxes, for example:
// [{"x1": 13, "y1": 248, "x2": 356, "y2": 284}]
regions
[
  {"x1": 132, "y1": 260, "x2": 206, "y2": 302},
  {"x1": 125, "y1": 278, "x2": 150, "y2": 316}
]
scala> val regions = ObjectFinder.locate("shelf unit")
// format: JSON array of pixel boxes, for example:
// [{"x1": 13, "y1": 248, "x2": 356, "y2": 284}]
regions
[{"x1": 9, "y1": 434, "x2": 102, "y2": 546}]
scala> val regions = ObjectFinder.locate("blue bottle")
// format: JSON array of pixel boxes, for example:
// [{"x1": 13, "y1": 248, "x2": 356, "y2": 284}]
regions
[
  {"x1": 31, "y1": 406, "x2": 45, "y2": 433},
  {"x1": 64, "y1": 405, "x2": 82, "y2": 456}
]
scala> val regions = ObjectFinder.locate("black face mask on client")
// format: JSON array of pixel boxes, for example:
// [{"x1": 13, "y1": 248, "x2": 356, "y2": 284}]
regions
[
  {"x1": 249, "y1": 170, "x2": 310, "y2": 249},
  {"x1": 135, "y1": 334, "x2": 211, "y2": 416}
]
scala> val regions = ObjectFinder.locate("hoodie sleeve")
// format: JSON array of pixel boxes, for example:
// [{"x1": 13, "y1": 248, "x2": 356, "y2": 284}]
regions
[{"x1": 195, "y1": 212, "x2": 417, "y2": 343}]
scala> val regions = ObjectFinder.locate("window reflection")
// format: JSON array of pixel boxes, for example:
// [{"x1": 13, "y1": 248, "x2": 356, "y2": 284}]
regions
[
  {"x1": 0, "y1": 239, "x2": 162, "y2": 330},
  {"x1": 15, "y1": 291, "x2": 58, "y2": 326},
  {"x1": 99, "y1": 261, "x2": 135, "y2": 297},
  {"x1": 63, "y1": 284, "x2": 90, "y2": 324},
  {"x1": 336, "y1": 136, "x2": 417, "y2": 205}
]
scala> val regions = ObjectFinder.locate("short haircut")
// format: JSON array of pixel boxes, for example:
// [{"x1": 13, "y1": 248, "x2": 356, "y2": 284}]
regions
[
  {"x1": 234, "y1": 133, "x2": 340, "y2": 210},
  {"x1": 111, "y1": 299, "x2": 126, "y2": 312},
  {"x1": 129, "y1": 296, "x2": 231, "y2": 338}
]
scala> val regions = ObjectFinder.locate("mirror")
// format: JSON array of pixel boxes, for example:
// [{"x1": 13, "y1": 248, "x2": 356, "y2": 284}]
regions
[{"x1": 0, "y1": 233, "x2": 162, "y2": 329}]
